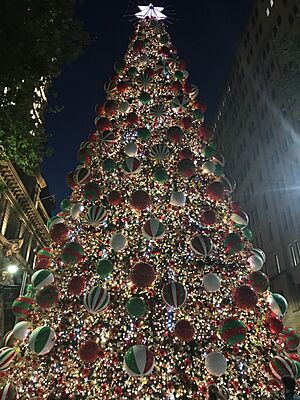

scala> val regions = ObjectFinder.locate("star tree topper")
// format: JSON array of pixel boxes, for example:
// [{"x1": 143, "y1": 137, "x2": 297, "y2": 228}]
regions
[{"x1": 135, "y1": 3, "x2": 167, "y2": 20}]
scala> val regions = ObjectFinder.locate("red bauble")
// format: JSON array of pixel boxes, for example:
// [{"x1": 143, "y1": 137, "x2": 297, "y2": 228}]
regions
[
  {"x1": 170, "y1": 81, "x2": 182, "y2": 92},
  {"x1": 108, "y1": 190, "x2": 122, "y2": 205},
  {"x1": 133, "y1": 40, "x2": 144, "y2": 53},
  {"x1": 175, "y1": 320, "x2": 195, "y2": 342},
  {"x1": 198, "y1": 125, "x2": 213, "y2": 141},
  {"x1": 117, "y1": 81, "x2": 129, "y2": 93},
  {"x1": 34, "y1": 257, "x2": 50, "y2": 270},
  {"x1": 36, "y1": 285, "x2": 59, "y2": 309},
  {"x1": 248, "y1": 271, "x2": 269, "y2": 293},
  {"x1": 206, "y1": 181, "x2": 225, "y2": 200},
  {"x1": 178, "y1": 148, "x2": 193, "y2": 160},
  {"x1": 50, "y1": 223, "x2": 70, "y2": 243},
  {"x1": 79, "y1": 340, "x2": 100, "y2": 363},
  {"x1": 160, "y1": 46, "x2": 170, "y2": 56},
  {"x1": 68, "y1": 276, "x2": 86, "y2": 296},
  {"x1": 167, "y1": 126, "x2": 183, "y2": 143},
  {"x1": 130, "y1": 262, "x2": 156, "y2": 288},
  {"x1": 232, "y1": 285, "x2": 258, "y2": 310},
  {"x1": 95, "y1": 104, "x2": 104, "y2": 116},
  {"x1": 88, "y1": 132, "x2": 98, "y2": 142},
  {"x1": 144, "y1": 67, "x2": 155, "y2": 77},
  {"x1": 265, "y1": 315, "x2": 284, "y2": 335},
  {"x1": 104, "y1": 100, "x2": 118, "y2": 116},
  {"x1": 127, "y1": 112, "x2": 139, "y2": 126},
  {"x1": 181, "y1": 116, "x2": 193, "y2": 130},
  {"x1": 66, "y1": 171, "x2": 77, "y2": 189},
  {"x1": 95, "y1": 117, "x2": 111, "y2": 132},
  {"x1": 177, "y1": 159, "x2": 195, "y2": 178},
  {"x1": 200, "y1": 209, "x2": 216, "y2": 225},
  {"x1": 130, "y1": 190, "x2": 151, "y2": 211}
]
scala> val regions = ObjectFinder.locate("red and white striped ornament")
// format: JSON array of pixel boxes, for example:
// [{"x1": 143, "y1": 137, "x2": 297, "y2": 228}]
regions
[
  {"x1": 122, "y1": 157, "x2": 141, "y2": 174},
  {"x1": 0, "y1": 347, "x2": 16, "y2": 371}
]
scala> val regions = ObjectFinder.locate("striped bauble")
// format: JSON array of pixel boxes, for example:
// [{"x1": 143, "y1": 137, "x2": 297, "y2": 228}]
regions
[
  {"x1": 12, "y1": 321, "x2": 31, "y2": 340},
  {"x1": 2, "y1": 331, "x2": 16, "y2": 348},
  {"x1": 86, "y1": 205, "x2": 107, "y2": 226},
  {"x1": 0, "y1": 347, "x2": 16, "y2": 371},
  {"x1": 223, "y1": 232, "x2": 243, "y2": 254},
  {"x1": 269, "y1": 355, "x2": 297, "y2": 381},
  {"x1": 162, "y1": 281, "x2": 187, "y2": 309},
  {"x1": 83, "y1": 287, "x2": 110, "y2": 313},
  {"x1": 149, "y1": 144, "x2": 170, "y2": 161},
  {"x1": 124, "y1": 345, "x2": 154, "y2": 376},
  {"x1": 248, "y1": 271, "x2": 269, "y2": 293},
  {"x1": 0, "y1": 383, "x2": 17, "y2": 400},
  {"x1": 268, "y1": 293, "x2": 288, "y2": 317},
  {"x1": 29, "y1": 326, "x2": 56, "y2": 355},
  {"x1": 122, "y1": 157, "x2": 141, "y2": 174},
  {"x1": 12, "y1": 296, "x2": 33, "y2": 318},
  {"x1": 190, "y1": 234, "x2": 213, "y2": 257},
  {"x1": 99, "y1": 130, "x2": 116, "y2": 145},
  {"x1": 219, "y1": 317, "x2": 247, "y2": 346},
  {"x1": 247, "y1": 248, "x2": 266, "y2": 271},
  {"x1": 31, "y1": 269, "x2": 54, "y2": 290},
  {"x1": 171, "y1": 95, "x2": 188, "y2": 113},
  {"x1": 230, "y1": 209, "x2": 249, "y2": 229},
  {"x1": 73, "y1": 166, "x2": 91, "y2": 186},
  {"x1": 142, "y1": 219, "x2": 165, "y2": 240}
]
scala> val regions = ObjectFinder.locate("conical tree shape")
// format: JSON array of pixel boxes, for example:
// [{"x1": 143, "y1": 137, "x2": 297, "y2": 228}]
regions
[{"x1": 1, "y1": 16, "x2": 299, "y2": 400}]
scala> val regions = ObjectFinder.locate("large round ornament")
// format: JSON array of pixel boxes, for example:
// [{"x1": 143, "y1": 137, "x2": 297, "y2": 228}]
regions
[
  {"x1": 170, "y1": 192, "x2": 186, "y2": 206},
  {"x1": 83, "y1": 286, "x2": 110, "y2": 313},
  {"x1": 205, "y1": 351, "x2": 227, "y2": 376},
  {"x1": 268, "y1": 293, "x2": 288, "y2": 317},
  {"x1": 70, "y1": 203, "x2": 84, "y2": 219},
  {"x1": 79, "y1": 340, "x2": 100, "y2": 363},
  {"x1": 282, "y1": 327, "x2": 300, "y2": 352},
  {"x1": 202, "y1": 273, "x2": 221, "y2": 293},
  {"x1": 265, "y1": 315, "x2": 284, "y2": 335},
  {"x1": 206, "y1": 181, "x2": 225, "y2": 201},
  {"x1": 177, "y1": 159, "x2": 195, "y2": 178},
  {"x1": 122, "y1": 157, "x2": 141, "y2": 174},
  {"x1": 50, "y1": 223, "x2": 70, "y2": 243},
  {"x1": 142, "y1": 219, "x2": 165, "y2": 240},
  {"x1": 167, "y1": 126, "x2": 183, "y2": 143},
  {"x1": 126, "y1": 297, "x2": 146, "y2": 318},
  {"x1": 2, "y1": 331, "x2": 16, "y2": 348},
  {"x1": 175, "y1": 320, "x2": 195, "y2": 342},
  {"x1": 178, "y1": 147, "x2": 193, "y2": 160},
  {"x1": 219, "y1": 317, "x2": 247, "y2": 346},
  {"x1": 31, "y1": 270, "x2": 54, "y2": 290},
  {"x1": 130, "y1": 263, "x2": 156, "y2": 288},
  {"x1": 139, "y1": 91, "x2": 151, "y2": 104},
  {"x1": 119, "y1": 101, "x2": 131, "y2": 114},
  {"x1": 86, "y1": 205, "x2": 107, "y2": 226},
  {"x1": 248, "y1": 271, "x2": 269, "y2": 293},
  {"x1": 162, "y1": 281, "x2": 187, "y2": 309},
  {"x1": 130, "y1": 190, "x2": 151, "y2": 211},
  {"x1": 171, "y1": 95, "x2": 188, "y2": 113},
  {"x1": 83, "y1": 182, "x2": 101, "y2": 202},
  {"x1": 12, "y1": 321, "x2": 31, "y2": 340},
  {"x1": 190, "y1": 234, "x2": 213, "y2": 257},
  {"x1": 200, "y1": 209, "x2": 216, "y2": 225},
  {"x1": 110, "y1": 233, "x2": 127, "y2": 251},
  {"x1": 124, "y1": 345, "x2": 154, "y2": 377},
  {"x1": 150, "y1": 144, "x2": 170, "y2": 161},
  {"x1": 108, "y1": 190, "x2": 122, "y2": 205},
  {"x1": 104, "y1": 99, "x2": 118, "y2": 116},
  {"x1": 269, "y1": 355, "x2": 297, "y2": 381},
  {"x1": 124, "y1": 142, "x2": 137, "y2": 157},
  {"x1": 247, "y1": 248, "x2": 266, "y2": 271},
  {"x1": 47, "y1": 215, "x2": 64, "y2": 231},
  {"x1": 36, "y1": 285, "x2": 59, "y2": 309},
  {"x1": 231, "y1": 209, "x2": 249, "y2": 229},
  {"x1": 153, "y1": 167, "x2": 169, "y2": 183},
  {"x1": 67, "y1": 275, "x2": 86, "y2": 296},
  {"x1": 233, "y1": 285, "x2": 258, "y2": 310},
  {"x1": 60, "y1": 198, "x2": 71, "y2": 211},
  {"x1": 96, "y1": 259, "x2": 113, "y2": 278},
  {"x1": 223, "y1": 232, "x2": 243, "y2": 254},
  {"x1": 29, "y1": 326, "x2": 56, "y2": 355},
  {"x1": 73, "y1": 166, "x2": 91, "y2": 186},
  {"x1": 99, "y1": 130, "x2": 117, "y2": 145},
  {"x1": 202, "y1": 161, "x2": 216, "y2": 174},
  {"x1": 0, "y1": 383, "x2": 17, "y2": 400},
  {"x1": 95, "y1": 117, "x2": 111, "y2": 132},
  {"x1": 102, "y1": 158, "x2": 117, "y2": 173},
  {"x1": 0, "y1": 347, "x2": 16, "y2": 371},
  {"x1": 12, "y1": 296, "x2": 33, "y2": 318},
  {"x1": 137, "y1": 127, "x2": 150, "y2": 141},
  {"x1": 61, "y1": 242, "x2": 84, "y2": 264}
]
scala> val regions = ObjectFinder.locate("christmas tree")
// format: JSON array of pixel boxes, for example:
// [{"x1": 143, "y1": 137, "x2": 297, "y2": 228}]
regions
[{"x1": 1, "y1": 5, "x2": 300, "y2": 399}]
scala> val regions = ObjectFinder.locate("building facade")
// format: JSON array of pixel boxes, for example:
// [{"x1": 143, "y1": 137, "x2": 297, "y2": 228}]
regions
[
  {"x1": 0, "y1": 161, "x2": 52, "y2": 337},
  {"x1": 214, "y1": 0, "x2": 300, "y2": 329}
]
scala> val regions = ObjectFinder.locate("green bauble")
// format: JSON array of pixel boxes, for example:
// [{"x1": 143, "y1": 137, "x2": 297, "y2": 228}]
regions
[
  {"x1": 192, "y1": 109, "x2": 204, "y2": 121},
  {"x1": 160, "y1": 34, "x2": 169, "y2": 44},
  {"x1": 96, "y1": 259, "x2": 113, "y2": 278},
  {"x1": 128, "y1": 66, "x2": 138, "y2": 77},
  {"x1": 126, "y1": 297, "x2": 146, "y2": 318},
  {"x1": 60, "y1": 198, "x2": 71, "y2": 211},
  {"x1": 243, "y1": 228, "x2": 253, "y2": 240},
  {"x1": 204, "y1": 146, "x2": 216, "y2": 158},
  {"x1": 103, "y1": 158, "x2": 117, "y2": 173},
  {"x1": 137, "y1": 127, "x2": 150, "y2": 141},
  {"x1": 174, "y1": 70, "x2": 184, "y2": 81},
  {"x1": 139, "y1": 92, "x2": 151, "y2": 105},
  {"x1": 83, "y1": 182, "x2": 101, "y2": 201},
  {"x1": 61, "y1": 242, "x2": 84, "y2": 264},
  {"x1": 153, "y1": 167, "x2": 169, "y2": 183},
  {"x1": 215, "y1": 164, "x2": 223, "y2": 176}
]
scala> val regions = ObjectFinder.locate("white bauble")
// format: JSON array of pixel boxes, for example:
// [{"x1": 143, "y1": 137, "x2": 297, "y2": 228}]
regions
[
  {"x1": 124, "y1": 142, "x2": 138, "y2": 157},
  {"x1": 182, "y1": 69, "x2": 189, "y2": 79},
  {"x1": 110, "y1": 233, "x2": 127, "y2": 251},
  {"x1": 205, "y1": 351, "x2": 227, "y2": 376},
  {"x1": 70, "y1": 203, "x2": 84, "y2": 219},
  {"x1": 170, "y1": 192, "x2": 186, "y2": 207},
  {"x1": 119, "y1": 101, "x2": 131, "y2": 114},
  {"x1": 202, "y1": 161, "x2": 216, "y2": 174},
  {"x1": 202, "y1": 273, "x2": 221, "y2": 293},
  {"x1": 247, "y1": 255, "x2": 263, "y2": 271},
  {"x1": 13, "y1": 321, "x2": 31, "y2": 340}
]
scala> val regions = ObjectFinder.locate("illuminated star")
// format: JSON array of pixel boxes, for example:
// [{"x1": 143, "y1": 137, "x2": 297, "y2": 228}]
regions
[{"x1": 135, "y1": 3, "x2": 167, "y2": 20}]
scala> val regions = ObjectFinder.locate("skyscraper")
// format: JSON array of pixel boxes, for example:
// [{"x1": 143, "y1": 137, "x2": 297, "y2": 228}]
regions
[{"x1": 214, "y1": 0, "x2": 300, "y2": 329}]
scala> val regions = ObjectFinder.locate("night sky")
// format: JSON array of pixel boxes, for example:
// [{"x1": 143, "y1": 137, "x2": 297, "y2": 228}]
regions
[{"x1": 43, "y1": 0, "x2": 253, "y2": 210}]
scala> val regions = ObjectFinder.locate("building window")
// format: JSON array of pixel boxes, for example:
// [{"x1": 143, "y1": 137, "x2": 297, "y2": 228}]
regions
[
  {"x1": 274, "y1": 253, "x2": 281, "y2": 273},
  {"x1": 295, "y1": 241, "x2": 300, "y2": 263},
  {"x1": 266, "y1": 8, "x2": 270, "y2": 17},
  {"x1": 270, "y1": 0, "x2": 274, "y2": 6},
  {"x1": 289, "y1": 244, "x2": 297, "y2": 267}
]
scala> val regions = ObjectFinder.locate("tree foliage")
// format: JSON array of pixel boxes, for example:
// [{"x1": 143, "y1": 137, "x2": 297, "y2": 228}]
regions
[{"x1": 0, "y1": 0, "x2": 89, "y2": 174}]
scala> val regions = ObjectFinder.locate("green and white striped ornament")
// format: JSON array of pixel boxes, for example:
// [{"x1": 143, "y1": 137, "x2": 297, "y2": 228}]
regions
[
  {"x1": 86, "y1": 205, "x2": 107, "y2": 226},
  {"x1": 268, "y1": 293, "x2": 288, "y2": 317},
  {"x1": 122, "y1": 157, "x2": 141, "y2": 174},
  {"x1": 230, "y1": 209, "x2": 249, "y2": 229},
  {"x1": 0, "y1": 382, "x2": 17, "y2": 400},
  {"x1": 31, "y1": 269, "x2": 54, "y2": 290},
  {"x1": 83, "y1": 287, "x2": 110, "y2": 313},
  {"x1": 190, "y1": 234, "x2": 213, "y2": 257},
  {"x1": 142, "y1": 219, "x2": 165, "y2": 240},
  {"x1": 162, "y1": 281, "x2": 187, "y2": 309},
  {"x1": 124, "y1": 345, "x2": 154, "y2": 376},
  {"x1": 0, "y1": 347, "x2": 16, "y2": 371},
  {"x1": 29, "y1": 326, "x2": 56, "y2": 355},
  {"x1": 269, "y1": 355, "x2": 297, "y2": 381},
  {"x1": 149, "y1": 144, "x2": 170, "y2": 161}
]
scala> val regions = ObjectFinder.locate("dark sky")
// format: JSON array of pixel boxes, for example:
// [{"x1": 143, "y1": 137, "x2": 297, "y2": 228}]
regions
[{"x1": 43, "y1": 0, "x2": 253, "y2": 210}]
